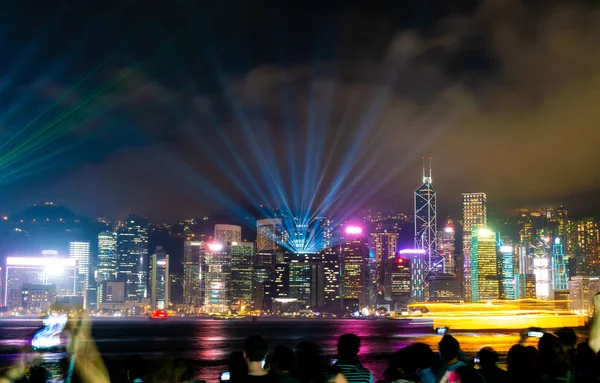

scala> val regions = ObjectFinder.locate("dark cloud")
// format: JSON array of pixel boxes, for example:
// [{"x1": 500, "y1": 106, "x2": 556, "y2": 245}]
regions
[{"x1": 2, "y1": 0, "x2": 600, "y2": 220}]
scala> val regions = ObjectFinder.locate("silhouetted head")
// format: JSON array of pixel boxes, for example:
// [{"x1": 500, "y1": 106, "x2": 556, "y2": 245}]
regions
[
  {"x1": 244, "y1": 335, "x2": 268, "y2": 362},
  {"x1": 439, "y1": 335, "x2": 460, "y2": 364},
  {"x1": 272, "y1": 345, "x2": 296, "y2": 372},
  {"x1": 477, "y1": 347, "x2": 499, "y2": 367},
  {"x1": 555, "y1": 327, "x2": 577, "y2": 349},
  {"x1": 337, "y1": 334, "x2": 360, "y2": 361}
]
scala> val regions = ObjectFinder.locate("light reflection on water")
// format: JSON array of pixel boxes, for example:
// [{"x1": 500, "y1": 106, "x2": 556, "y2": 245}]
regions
[{"x1": 0, "y1": 318, "x2": 587, "y2": 383}]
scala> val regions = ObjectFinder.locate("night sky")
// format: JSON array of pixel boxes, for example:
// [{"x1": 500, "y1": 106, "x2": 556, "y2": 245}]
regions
[{"x1": 1, "y1": 0, "x2": 600, "y2": 222}]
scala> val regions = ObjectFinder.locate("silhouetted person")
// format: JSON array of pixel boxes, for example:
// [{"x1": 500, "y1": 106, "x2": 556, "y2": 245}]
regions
[
  {"x1": 334, "y1": 334, "x2": 372, "y2": 383},
  {"x1": 294, "y1": 341, "x2": 327, "y2": 383},
  {"x1": 507, "y1": 344, "x2": 539, "y2": 383},
  {"x1": 436, "y1": 335, "x2": 467, "y2": 381},
  {"x1": 537, "y1": 333, "x2": 572, "y2": 383},
  {"x1": 243, "y1": 335, "x2": 272, "y2": 383},
  {"x1": 228, "y1": 351, "x2": 249, "y2": 383},
  {"x1": 476, "y1": 347, "x2": 506, "y2": 383},
  {"x1": 271, "y1": 346, "x2": 300, "y2": 383},
  {"x1": 450, "y1": 366, "x2": 484, "y2": 383}
]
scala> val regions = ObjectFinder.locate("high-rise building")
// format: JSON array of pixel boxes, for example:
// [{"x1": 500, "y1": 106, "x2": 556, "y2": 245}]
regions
[
  {"x1": 183, "y1": 241, "x2": 203, "y2": 310},
  {"x1": 69, "y1": 241, "x2": 90, "y2": 291},
  {"x1": 202, "y1": 243, "x2": 231, "y2": 313},
  {"x1": 552, "y1": 237, "x2": 568, "y2": 291},
  {"x1": 214, "y1": 224, "x2": 242, "y2": 246},
  {"x1": 342, "y1": 226, "x2": 368, "y2": 310},
  {"x1": 117, "y1": 214, "x2": 149, "y2": 301},
  {"x1": 437, "y1": 225, "x2": 456, "y2": 275},
  {"x1": 576, "y1": 219, "x2": 599, "y2": 275},
  {"x1": 370, "y1": 231, "x2": 398, "y2": 296},
  {"x1": 321, "y1": 248, "x2": 341, "y2": 310},
  {"x1": 4, "y1": 256, "x2": 77, "y2": 309},
  {"x1": 257, "y1": 219, "x2": 283, "y2": 252},
  {"x1": 414, "y1": 163, "x2": 441, "y2": 276},
  {"x1": 149, "y1": 246, "x2": 169, "y2": 310},
  {"x1": 288, "y1": 253, "x2": 314, "y2": 306},
  {"x1": 230, "y1": 242, "x2": 254, "y2": 309},
  {"x1": 515, "y1": 274, "x2": 537, "y2": 299},
  {"x1": 569, "y1": 276, "x2": 600, "y2": 312},
  {"x1": 462, "y1": 193, "x2": 487, "y2": 302},
  {"x1": 383, "y1": 256, "x2": 411, "y2": 308},
  {"x1": 97, "y1": 232, "x2": 117, "y2": 282},
  {"x1": 69, "y1": 241, "x2": 90, "y2": 307},
  {"x1": 499, "y1": 245, "x2": 515, "y2": 300},
  {"x1": 531, "y1": 238, "x2": 552, "y2": 299},
  {"x1": 399, "y1": 249, "x2": 426, "y2": 302},
  {"x1": 470, "y1": 227, "x2": 498, "y2": 302}
]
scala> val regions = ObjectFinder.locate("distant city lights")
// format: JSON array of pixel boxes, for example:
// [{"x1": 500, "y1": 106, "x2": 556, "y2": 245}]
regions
[{"x1": 444, "y1": 227, "x2": 454, "y2": 233}]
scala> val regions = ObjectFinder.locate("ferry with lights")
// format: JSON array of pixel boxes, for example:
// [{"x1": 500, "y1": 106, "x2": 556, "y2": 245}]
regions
[
  {"x1": 392, "y1": 300, "x2": 588, "y2": 331},
  {"x1": 149, "y1": 309, "x2": 168, "y2": 321}
]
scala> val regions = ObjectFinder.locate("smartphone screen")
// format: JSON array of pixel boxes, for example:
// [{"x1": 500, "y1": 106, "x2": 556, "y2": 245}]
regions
[
  {"x1": 220, "y1": 372, "x2": 231, "y2": 381},
  {"x1": 436, "y1": 327, "x2": 447, "y2": 335}
]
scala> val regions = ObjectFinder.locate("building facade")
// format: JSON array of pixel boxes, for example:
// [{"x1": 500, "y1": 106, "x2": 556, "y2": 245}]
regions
[
  {"x1": 117, "y1": 214, "x2": 149, "y2": 301},
  {"x1": 462, "y1": 193, "x2": 487, "y2": 302},
  {"x1": 470, "y1": 227, "x2": 499, "y2": 302},
  {"x1": 230, "y1": 242, "x2": 254, "y2": 310},
  {"x1": 97, "y1": 232, "x2": 117, "y2": 282},
  {"x1": 183, "y1": 241, "x2": 203, "y2": 310},
  {"x1": 149, "y1": 246, "x2": 169, "y2": 310}
]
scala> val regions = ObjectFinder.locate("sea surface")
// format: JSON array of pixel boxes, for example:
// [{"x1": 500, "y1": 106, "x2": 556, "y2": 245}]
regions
[{"x1": 0, "y1": 317, "x2": 580, "y2": 382}]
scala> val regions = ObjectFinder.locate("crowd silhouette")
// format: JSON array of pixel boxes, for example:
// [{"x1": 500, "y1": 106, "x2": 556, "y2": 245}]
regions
[{"x1": 1, "y1": 294, "x2": 600, "y2": 383}]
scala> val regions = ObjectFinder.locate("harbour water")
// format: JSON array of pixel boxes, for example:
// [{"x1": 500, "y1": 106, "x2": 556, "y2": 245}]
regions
[{"x1": 0, "y1": 317, "x2": 579, "y2": 382}]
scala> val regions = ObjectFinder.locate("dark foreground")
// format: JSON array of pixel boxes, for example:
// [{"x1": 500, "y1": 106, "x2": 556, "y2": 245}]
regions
[{"x1": 0, "y1": 318, "x2": 586, "y2": 383}]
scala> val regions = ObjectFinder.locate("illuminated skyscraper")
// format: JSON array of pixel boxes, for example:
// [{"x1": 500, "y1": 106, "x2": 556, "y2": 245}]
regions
[
  {"x1": 230, "y1": 242, "x2": 254, "y2": 309},
  {"x1": 498, "y1": 245, "x2": 515, "y2": 300},
  {"x1": 414, "y1": 162, "x2": 442, "y2": 275},
  {"x1": 342, "y1": 227, "x2": 367, "y2": 309},
  {"x1": 314, "y1": 216, "x2": 333, "y2": 250},
  {"x1": 437, "y1": 225, "x2": 456, "y2": 275},
  {"x1": 69, "y1": 241, "x2": 90, "y2": 297},
  {"x1": 321, "y1": 248, "x2": 341, "y2": 310},
  {"x1": 149, "y1": 246, "x2": 169, "y2": 310},
  {"x1": 117, "y1": 214, "x2": 149, "y2": 301},
  {"x1": 183, "y1": 241, "x2": 203, "y2": 309},
  {"x1": 531, "y1": 238, "x2": 551, "y2": 299},
  {"x1": 383, "y1": 256, "x2": 411, "y2": 308},
  {"x1": 97, "y1": 232, "x2": 117, "y2": 282},
  {"x1": 202, "y1": 243, "x2": 231, "y2": 312},
  {"x1": 370, "y1": 231, "x2": 398, "y2": 295},
  {"x1": 576, "y1": 219, "x2": 599, "y2": 275},
  {"x1": 462, "y1": 193, "x2": 487, "y2": 302},
  {"x1": 470, "y1": 227, "x2": 498, "y2": 302},
  {"x1": 214, "y1": 224, "x2": 242, "y2": 246},
  {"x1": 552, "y1": 237, "x2": 568, "y2": 291},
  {"x1": 399, "y1": 249, "x2": 426, "y2": 302},
  {"x1": 257, "y1": 218, "x2": 283, "y2": 252}
]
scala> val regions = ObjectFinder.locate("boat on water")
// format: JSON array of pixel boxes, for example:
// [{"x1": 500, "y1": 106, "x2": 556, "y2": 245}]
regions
[
  {"x1": 149, "y1": 309, "x2": 168, "y2": 321},
  {"x1": 391, "y1": 300, "x2": 588, "y2": 331}
]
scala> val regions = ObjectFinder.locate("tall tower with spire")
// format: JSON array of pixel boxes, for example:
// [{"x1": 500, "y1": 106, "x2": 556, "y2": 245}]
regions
[{"x1": 414, "y1": 159, "x2": 443, "y2": 288}]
